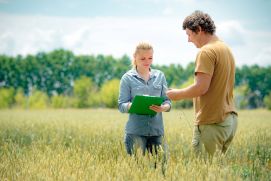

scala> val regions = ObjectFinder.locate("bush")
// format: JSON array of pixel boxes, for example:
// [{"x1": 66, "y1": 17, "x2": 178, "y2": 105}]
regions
[
  {"x1": 88, "y1": 93, "x2": 102, "y2": 107},
  {"x1": 100, "y1": 79, "x2": 120, "y2": 108},
  {"x1": 14, "y1": 88, "x2": 27, "y2": 108},
  {"x1": 172, "y1": 76, "x2": 193, "y2": 109},
  {"x1": 0, "y1": 88, "x2": 15, "y2": 108},
  {"x1": 73, "y1": 76, "x2": 96, "y2": 108},
  {"x1": 172, "y1": 99, "x2": 193, "y2": 109},
  {"x1": 51, "y1": 95, "x2": 72, "y2": 108},
  {"x1": 28, "y1": 90, "x2": 49, "y2": 109},
  {"x1": 264, "y1": 92, "x2": 271, "y2": 110}
]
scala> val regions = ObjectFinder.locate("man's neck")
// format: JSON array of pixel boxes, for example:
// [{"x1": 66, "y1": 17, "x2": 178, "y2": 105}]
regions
[{"x1": 202, "y1": 34, "x2": 218, "y2": 46}]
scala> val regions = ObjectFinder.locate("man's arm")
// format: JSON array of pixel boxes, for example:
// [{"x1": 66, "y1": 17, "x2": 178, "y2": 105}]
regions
[{"x1": 166, "y1": 72, "x2": 212, "y2": 101}]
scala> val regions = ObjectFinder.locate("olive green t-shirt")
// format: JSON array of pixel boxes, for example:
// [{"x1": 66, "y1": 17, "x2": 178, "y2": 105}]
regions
[{"x1": 194, "y1": 39, "x2": 237, "y2": 125}]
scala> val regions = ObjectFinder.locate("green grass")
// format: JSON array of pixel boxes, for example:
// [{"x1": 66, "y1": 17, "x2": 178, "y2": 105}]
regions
[{"x1": 0, "y1": 109, "x2": 270, "y2": 180}]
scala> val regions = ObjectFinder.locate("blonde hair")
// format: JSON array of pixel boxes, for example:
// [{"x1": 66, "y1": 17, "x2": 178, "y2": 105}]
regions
[{"x1": 132, "y1": 42, "x2": 153, "y2": 68}]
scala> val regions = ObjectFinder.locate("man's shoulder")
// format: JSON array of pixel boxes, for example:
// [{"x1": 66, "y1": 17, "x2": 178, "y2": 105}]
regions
[{"x1": 203, "y1": 39, "x2": 228, "y2": 50}]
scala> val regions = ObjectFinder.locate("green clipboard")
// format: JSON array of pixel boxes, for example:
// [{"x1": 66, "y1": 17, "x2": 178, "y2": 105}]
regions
[{"x1": 128, "y1": 95, "x2": 164, "y2": 115}]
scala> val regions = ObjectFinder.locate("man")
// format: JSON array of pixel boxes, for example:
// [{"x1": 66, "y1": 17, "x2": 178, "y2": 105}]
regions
[{"x1": 166, "y1": 10, "x2": 238, "y2": 156}]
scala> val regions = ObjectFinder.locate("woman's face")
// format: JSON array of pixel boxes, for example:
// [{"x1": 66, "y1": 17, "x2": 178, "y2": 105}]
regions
[{"x1": 134, "y1": 49, "x2": 153, "y2": 70}]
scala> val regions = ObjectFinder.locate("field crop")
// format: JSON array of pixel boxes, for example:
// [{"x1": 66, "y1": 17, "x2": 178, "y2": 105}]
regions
[{"x1": 0, "y1": 109, "x2": 270, "y2": 180}]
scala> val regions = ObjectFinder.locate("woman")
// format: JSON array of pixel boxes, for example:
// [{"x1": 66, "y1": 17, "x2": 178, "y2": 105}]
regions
[{"x1": 118, "y1": 42, "x2": 171, "y2": 155}]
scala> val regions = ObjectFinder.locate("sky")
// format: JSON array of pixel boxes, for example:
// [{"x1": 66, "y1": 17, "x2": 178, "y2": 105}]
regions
[{"x1": 0, "y1": 0, "x2": 271, "y2": 67}]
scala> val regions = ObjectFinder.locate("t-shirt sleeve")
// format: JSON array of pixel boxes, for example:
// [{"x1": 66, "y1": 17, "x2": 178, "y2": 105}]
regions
[{"x1": 194, "y1": 50, "x2": 215, "y2": 76}]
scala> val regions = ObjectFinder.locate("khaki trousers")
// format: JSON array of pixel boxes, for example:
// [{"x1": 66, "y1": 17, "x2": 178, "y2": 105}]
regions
[{"x1": 192, "y1": 112, "x2": 238, "y2": 156}]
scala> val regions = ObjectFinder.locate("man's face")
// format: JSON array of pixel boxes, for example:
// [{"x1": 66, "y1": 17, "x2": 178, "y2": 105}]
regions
[{"x1": 185, "y1": 28, "x2": 202, "y2": 48}]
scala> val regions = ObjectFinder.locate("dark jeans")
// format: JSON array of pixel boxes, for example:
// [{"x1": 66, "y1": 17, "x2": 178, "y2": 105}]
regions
[{"x1": 124, "y1": 134, "x2": 162, "y2": 155}]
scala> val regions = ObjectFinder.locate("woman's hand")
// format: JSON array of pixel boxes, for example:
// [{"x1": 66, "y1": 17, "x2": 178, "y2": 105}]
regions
[
  {"x1": 149, "y1": 104, "x2": 170, "y2": 113},
  {"x1": 128, "y1": 102, "x2": 132, "y2": 110}
]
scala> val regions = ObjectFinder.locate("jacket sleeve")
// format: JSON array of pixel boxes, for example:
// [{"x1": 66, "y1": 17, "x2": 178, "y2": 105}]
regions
[
  {"x1": 118, "y1": 74, "x2": 131, "y2": 113},
  {"x1": 161, "y1": 72, "x2": 171, "y2": 112}
]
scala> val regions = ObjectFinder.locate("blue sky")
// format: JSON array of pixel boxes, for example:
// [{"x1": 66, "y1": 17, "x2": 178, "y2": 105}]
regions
[{"x1": 0, "y1": 0, "x2": 271, "y2": 66}]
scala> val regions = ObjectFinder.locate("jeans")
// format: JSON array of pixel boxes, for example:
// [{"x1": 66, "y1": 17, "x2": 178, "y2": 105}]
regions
[{"x1": 124, "y1": 134, "x2": 162, "y2": 155}]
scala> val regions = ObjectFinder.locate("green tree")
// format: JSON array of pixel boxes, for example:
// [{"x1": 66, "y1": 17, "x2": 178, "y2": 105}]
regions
[
  {"x1": 93, "y1": 55, "x2": 116, "y2": 87},
  {"x1": 153, "y1": 64, "x2": 185, "y2": 87},
  {"x1": 70, "y1": 54, "x2": 96, "y2": 87},
  {"x1": 234, "y1": 84, "x2": 250, "y2": 109},
  {"x1": 23, "y1": 54, "x2": 41, "y2": 94},
  {"x1": 114, "y1": 55, "x2": 131, "y2": 79},
  {"x1": 0, "y1": 55, "x2": 24, "y2": 91},
  {"x1": 38, "y1": 50, "x2": 75, "y2": 95},
  {"x1": 235, "y1": 65, "x2": 271, "y2": 109},
  {"x1": 1, "y1": 49, "x2": 271, "y2": 110}
]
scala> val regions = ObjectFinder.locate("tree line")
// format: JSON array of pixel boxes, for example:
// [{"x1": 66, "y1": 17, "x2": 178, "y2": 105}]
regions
[{"x1": 0, "y1": 49, "x2": 270, "y2": 110}]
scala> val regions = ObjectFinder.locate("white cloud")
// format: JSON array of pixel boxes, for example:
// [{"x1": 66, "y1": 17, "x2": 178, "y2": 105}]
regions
[
  {"x1": 217, "y1": 21, "x2": 246, "y2": 46},
  {"x1": 162, "y1": 7, "x2": 174, "y2": 16},
  {"x1": 254, "y1": 47, "x2": 271, "y2": 66},
  {"x1": 216, "y1": 20, "x2": 271, "y2": 66},
  {"x1": 0, "y1": 14, "x2": 196, "y2": 66},
  {"x1": 0, "y1": 32, "x2": 16, "y2": 54},
  {"x1": 0, "y1": 13, "x2": 270, "y2": 67}
]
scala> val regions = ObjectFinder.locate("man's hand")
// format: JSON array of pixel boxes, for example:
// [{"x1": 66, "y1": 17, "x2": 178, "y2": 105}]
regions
[
  {"x1": 166, "y1": 72, "x2": 212, "y2": 101},
  {"x1": 149, "y1": 104, "x2": 170, "y2": 113},
  {"x1": 166, "y1": 89, "x2": 183, "y2": 101}
]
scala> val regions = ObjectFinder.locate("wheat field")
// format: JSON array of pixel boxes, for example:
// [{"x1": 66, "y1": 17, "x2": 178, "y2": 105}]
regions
[{"x1": 0, "y1": 109, "x2": 270, "y2": 180}]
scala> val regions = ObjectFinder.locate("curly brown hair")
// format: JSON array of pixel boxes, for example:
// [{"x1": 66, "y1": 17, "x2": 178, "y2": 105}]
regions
[{"x1": 182, "y1": 10, "x2": 216, "y2": 35}]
